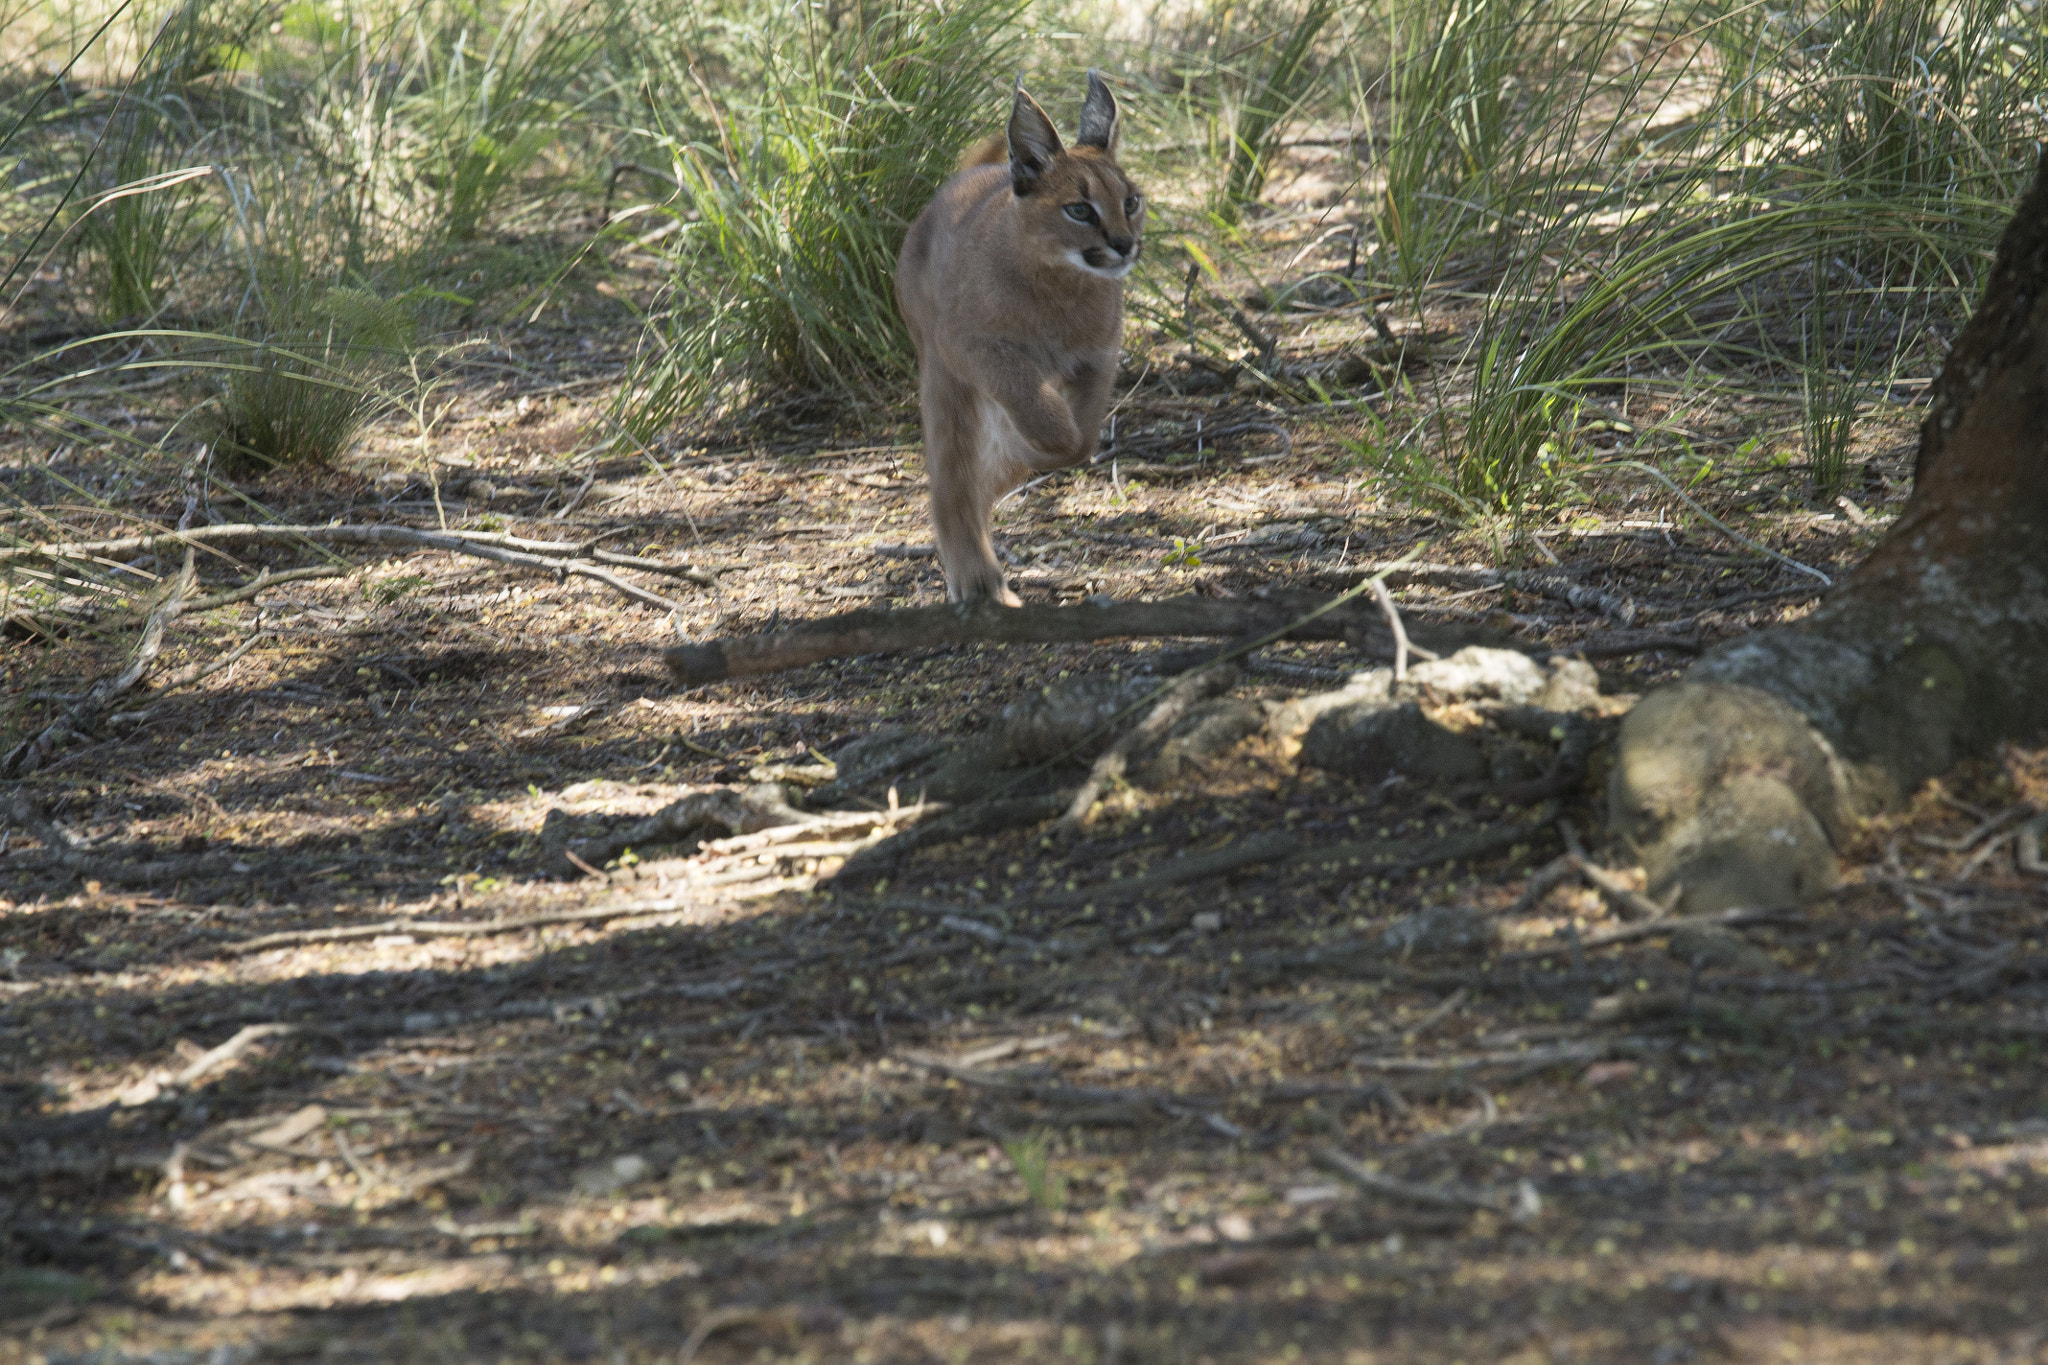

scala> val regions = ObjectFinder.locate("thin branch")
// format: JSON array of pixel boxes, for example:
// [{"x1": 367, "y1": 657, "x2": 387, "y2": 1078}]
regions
[{"x1": 1058, "y1": 664, "x2": 1238, "y2": 832}]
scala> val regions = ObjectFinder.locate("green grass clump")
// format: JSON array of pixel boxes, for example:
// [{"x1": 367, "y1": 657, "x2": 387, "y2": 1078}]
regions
[
  {"x1": 1352, "y1": 0, "x2": 2041, "y2": 515},
  {"x1": 621, "y1": 0, "x2": 1026, "y2": 432},
  {"x1": 212, "y1": 286, "x2": 412, "y2": 473},
  {"x1": 1002, "y1": 1129, "x2": 1065, "y2": 1212},
  {"x1": 1216, "y1": 0, "x2": 1336, "y2": 224}
]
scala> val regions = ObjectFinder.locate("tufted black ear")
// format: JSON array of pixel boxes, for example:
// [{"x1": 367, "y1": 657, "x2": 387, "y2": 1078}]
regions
[
  {"x1": 1007, "y1": 84, "x2": 1064, "y2": 195},
  {"x1": 1076, "y1": 69, "x2": 1120, "y2": 153}
]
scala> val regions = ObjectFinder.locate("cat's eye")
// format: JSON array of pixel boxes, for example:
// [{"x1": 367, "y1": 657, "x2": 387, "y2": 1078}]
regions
[
  {"x1": 1124, "y1": 195, "x2": 1141, "y2": 216},
  {"x1": 1063, "y1": 202, "x2": 1097, "y2": 224}
]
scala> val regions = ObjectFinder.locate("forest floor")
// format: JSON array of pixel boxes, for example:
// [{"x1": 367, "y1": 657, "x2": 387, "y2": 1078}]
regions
[{"x1": 3, "y1": 271, "x2": 2047, "y2": 1365}]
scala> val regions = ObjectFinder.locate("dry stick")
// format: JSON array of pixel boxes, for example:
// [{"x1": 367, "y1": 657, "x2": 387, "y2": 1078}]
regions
[
  {"x1": 2, "y1": 549, "x2": 195, "y2": 777},
  {"x1": 1499, "y1": 906, "x2": 1794, "y2": 961},
  {"x1": 836, "y1": 563, "x2": 1420, "y2": 877},
  {"x1": 1034, "y1": 829, "x2": 1305, "y2": 915},
  {"x1": 1, "y1": 522, "x2": 713, "y2": 608},
  {"x1": 664, "y1": 583, "x2": 1473, "y2": 687},
  {"x1": 182, "y1": 565, "x2": 355, "y2": 613},
  {"x1": 1369, "y1": 579, "x2": 1439, "y2": 682},
  {"x1": 1312, "y1": 1146, "x2": 1521, "y2": 1217},
  {"x1": 223, "y1": 902, "x2": 699, "y2": 955},
  {"x1": 669, "y1": 594, "x2": 1342, "y2": 686},
  {"x1": 175, "y1": 1023, "x2": 299, "y2": 1086},
  {"x1": 1058, "y1": 664, "x2": 1238, "y2": 832},
  {"x1": 1610, "y1": 459, "x2": 1833, "y2": 587},
  {"x1": 1556, "y1": 819, "x2": 1667, "y2": 921},
  {"x1": 108, "y1": 627, "x2": 268, "y2": 725},
  {"x1": 1570, "y1": 856, "x2": 1670, "y2": 922},
  {"x1": 1337, "y1": 562, "x2": 1637, "y2": 625}
]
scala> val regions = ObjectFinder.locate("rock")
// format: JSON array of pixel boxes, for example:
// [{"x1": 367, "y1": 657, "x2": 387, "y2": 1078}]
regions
[
  {"x1": 572, "y1": 1153, "x2": 652, "y2": 1197},
  {"x1": 1378, "y1": 903, "x2": 1499, "y2": 958},
  {"x1": 1299, "y1": 702, "x2": 1485, "y2": 783},
  {"x1": 1404, "y1": 647, "x2": 1550, "y2": 705},
  {"x1": 1266, "y1": 669, "x2": 1394, "y2": 757},
  {"x1": 1538, "y1": 657, "x2": 1603, "y2": 712},
  {"x1": 1609, "y1": 682, "x2": 1850, "y2": 910}
]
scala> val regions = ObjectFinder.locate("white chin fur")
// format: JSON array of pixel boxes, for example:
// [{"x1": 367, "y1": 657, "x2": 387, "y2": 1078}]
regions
[{"x1": 1063, "y1": 249, "x2": 1134, "y2": 280}]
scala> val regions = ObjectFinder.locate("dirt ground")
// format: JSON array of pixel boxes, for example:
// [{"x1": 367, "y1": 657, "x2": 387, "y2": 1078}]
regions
[{"x1": 3, "y1": 288, "x2": 2047, "y2": 1365}]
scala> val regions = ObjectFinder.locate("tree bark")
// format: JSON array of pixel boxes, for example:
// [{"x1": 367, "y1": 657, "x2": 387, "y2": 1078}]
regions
[{"x1": 1611, "y1": 155, "x2": 2048, "y2": 910}]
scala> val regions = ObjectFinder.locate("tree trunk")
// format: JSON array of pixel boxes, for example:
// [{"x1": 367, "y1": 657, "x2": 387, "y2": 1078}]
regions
[{"x1": 1610, "y1": 156, "x2": 2048, "y2": 910}]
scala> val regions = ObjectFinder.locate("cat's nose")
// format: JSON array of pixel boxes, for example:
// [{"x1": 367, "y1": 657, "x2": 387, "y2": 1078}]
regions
[{"x1": 1108, "y1": 236, "x2": 1134, "y2": 257}]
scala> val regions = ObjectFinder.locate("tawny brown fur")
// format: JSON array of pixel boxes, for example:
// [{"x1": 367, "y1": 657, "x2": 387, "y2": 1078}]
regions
[{"x1": 897, "y1": 72, "x2": 1144, "y2": 605}]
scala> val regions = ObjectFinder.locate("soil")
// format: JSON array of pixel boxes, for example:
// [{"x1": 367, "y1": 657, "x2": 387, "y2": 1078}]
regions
[{"x1": 4, "y1": 284, "x2": 2045, "y2": 1364}]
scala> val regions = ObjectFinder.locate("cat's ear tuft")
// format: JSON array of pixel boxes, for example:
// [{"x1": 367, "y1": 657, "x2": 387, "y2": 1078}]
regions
[
  {"x1": 1076, "y1": 69, "x2": 1120, "y2": 154},
  {"x1": 1008, "y1": 84, "x2": 1064, "y2": 195}
]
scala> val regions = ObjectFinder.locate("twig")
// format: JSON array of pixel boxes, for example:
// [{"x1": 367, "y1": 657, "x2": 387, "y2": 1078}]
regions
[
  {"x1": 1502, "y1": 906, "x2": 1795, "y2": 959},
  {"x1": 1916, "y1": 804, "x2": 2029, "y2": 852},
  {"x1": 1405, "y1": 987, "x2": 1468, "y2": 1041},
  {"x1": 1608, "y1": 460, "x2": 1833, "y2": 586},
  {"x1": 0, "y1": 521, "x2": 713, "y2": 606},
  {"x1": 1369, "y1": 579, "x2": 1438, "y2": 680},
  {"x1": 1058, "y1": 665, "x2": 1238, "y2": 832},
  {"x1": 1570, "y1": 855, "x2": 1669, "y2": 922},
  {"x1": 1037, "y1": 829, "x2": 1303, "y2": 913},
  {"x1": 2, "y1": 549, "x2": 195, "y2": 776},
  {"x1": 108, "y1": 628, "x2": 268, "y2": 725},
  {"x1": 175, "y1": 1023, "x2": 298, "y2": 1086},
  {"x1": 225, "y1": 901, "x2": 708, "y2": 955},
  {"x1": 183, "y1": 565, "x2": 355, "y2": 614},
  {"x1": 117, "y1": 1023, "x2": 300, "y2": 1106},
  {"x1": 1313, "y1": 1146, "x2": 1539, "y2": 1220},
  {"x1": 332, "y1": 1127, "x2": 379, "y2": 1193}
]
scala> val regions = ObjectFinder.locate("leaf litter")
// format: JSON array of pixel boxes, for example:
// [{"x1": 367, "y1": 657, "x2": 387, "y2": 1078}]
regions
[{"x1": 3, "y1": 314, "x2": 2047, "y2": 1365}]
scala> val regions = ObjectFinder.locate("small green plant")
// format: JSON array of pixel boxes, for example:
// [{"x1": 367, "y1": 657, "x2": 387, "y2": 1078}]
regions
[
  {"x1": 370, "y1": 573, "x2": 431, "y2": 604},
  {"x1": 1003, "y1": 1129, "x2": 1064, "y2": 1212},
  {"x1": 1798, "y1": 259, "x2": 1878, "y2": 503},
  {"x1": 1163, "y1": 537, "x2": 1205, "y2": 569}
]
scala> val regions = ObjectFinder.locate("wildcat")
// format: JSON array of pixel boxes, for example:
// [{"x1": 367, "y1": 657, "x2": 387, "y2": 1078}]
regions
[{"x1": 895, "y1": 71, "x2": 1143, "y2": 605}]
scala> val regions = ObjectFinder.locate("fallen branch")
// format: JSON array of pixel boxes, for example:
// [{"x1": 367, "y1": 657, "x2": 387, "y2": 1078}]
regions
[
  {"x1": 540, "y1": 784, "x2": 816, "y2": 872},
  {"x1": 0, "y1": 521, "x2": 714, "y2": 612},
  {"x1": 1370, "y1": 579, "x2": 1435, "y2": 682},
  {"x1": 662, "y1": 585, "x2": 1504, "y2": 687},
  {"x1": 224, "y1": 900, "x2": 713, "y2": 955},
  {"x1": 1313, "y1": 1146, "x2": 1540, "y2": 1220},
  {"x1": 1332, "y1": 564, "x2": 1637, "y2": 625},
  {"x1": 834, "y1": 792, "x2": 1072, "y2": 883},
  {"x1": 1037, "y1": 829, "x2": 1303, "y2": 913},
  {"x1": 2, "y1": 549, "x2": 195, "y2": 776},
  {"x1": 183, "y1": 565, "x2": 356, "y2": 614},
  {"x1": 1503, "y1": 906, "x2": 1796, "y2": 959},
  {"x1": 118, "y1": 1023, "x2": 299, "y2": 1106},
  {"x1": 1058, "y1": 664, "x2": 1239, "y2": 832},
  {"x1": 108, "y1": 626, "x2": 268, "y2": 726},
  {"x1": 2, "y1": 791, "x2": 264, "y2": 884}
]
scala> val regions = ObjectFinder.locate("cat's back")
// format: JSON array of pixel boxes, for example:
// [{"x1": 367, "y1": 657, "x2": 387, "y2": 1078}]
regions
[{"x1": 896, "y1": 161, "x2": 1012, "y2": 336}]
